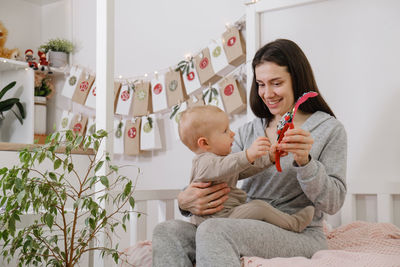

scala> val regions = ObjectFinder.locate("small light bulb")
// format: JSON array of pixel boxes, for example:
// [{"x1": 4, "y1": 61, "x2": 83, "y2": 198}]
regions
[{"x1": 118, "y1": 75, "x2": 123, "y2": 79}]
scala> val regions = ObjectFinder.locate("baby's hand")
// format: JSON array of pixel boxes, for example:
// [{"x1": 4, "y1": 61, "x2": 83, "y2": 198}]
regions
[
  {"x1": 246, "y1": 137, "x2": 271, "y2": 163},
  {"x1": 269, "y1": 143, "x2": 288, "y2": 163}
]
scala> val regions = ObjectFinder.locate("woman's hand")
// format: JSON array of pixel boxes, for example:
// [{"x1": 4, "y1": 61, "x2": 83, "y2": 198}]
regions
[
  {"x1": 278, "y1": 128, "x2": 314, "y2": 166},
  {"x1": 178, "y1": 182, "x2": 230, "y2": 216}
]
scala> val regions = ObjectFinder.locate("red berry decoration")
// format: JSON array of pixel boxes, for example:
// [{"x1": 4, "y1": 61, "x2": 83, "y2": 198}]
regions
[{"x1": 128, "y1": 127, "x2": 137, "y2": 139}]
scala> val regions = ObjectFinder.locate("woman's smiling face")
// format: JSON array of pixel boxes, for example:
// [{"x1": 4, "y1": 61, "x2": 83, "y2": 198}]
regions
[{"x1": 255, "y1": 61, "x2": 295, "y2": 117}]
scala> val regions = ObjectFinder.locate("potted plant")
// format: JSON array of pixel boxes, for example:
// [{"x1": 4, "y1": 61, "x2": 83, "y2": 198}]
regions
[
  {"x1": 0, "y1": 81, "x2": 25, "y2": 125},
  {"x1": 34, "y1": 72, "x2": 54, "y2": 136},
  {"x1": 39, "y1": 38, "x2": 75, "y2": 68},
  {"x1": 0, "y1": 130, "x2": 139, "y2": 266}
]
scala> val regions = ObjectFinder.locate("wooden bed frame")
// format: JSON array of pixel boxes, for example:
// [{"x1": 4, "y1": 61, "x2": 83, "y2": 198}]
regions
[{"x1": 130, "y1": 181, "x2": 400, "y2": 245}]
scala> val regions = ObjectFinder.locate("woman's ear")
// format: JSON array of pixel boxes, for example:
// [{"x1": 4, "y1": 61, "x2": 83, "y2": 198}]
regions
[{"x1": 197, "y1": 137, "x2": 209, "y2": 150}]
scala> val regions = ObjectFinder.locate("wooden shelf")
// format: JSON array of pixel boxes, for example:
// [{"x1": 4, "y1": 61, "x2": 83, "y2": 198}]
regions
[
  {"x1": 0, "y1": 142, "x2": 94, "y2": 155},
  {"x1": 0, "y1": 57, "x2": 66, "y2": 76}
]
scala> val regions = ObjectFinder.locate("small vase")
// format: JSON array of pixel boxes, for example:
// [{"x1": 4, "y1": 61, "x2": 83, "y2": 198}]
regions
[
  {"x1": 34, "y1": 96, "x2": 47, "y2": 135},
  {"x1": 48, "y1": 51, "x2": 68, "y2": 68}
]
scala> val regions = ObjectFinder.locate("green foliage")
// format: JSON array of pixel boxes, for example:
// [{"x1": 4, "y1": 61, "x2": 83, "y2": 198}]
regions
[
  {"x1": 0, "y1": 81, "x2": 26, "y2": 124},
  {"x1": 39, "y1": 38, "x2": 75, "y2": 54},
  {"x1": 34, "y1": 77, "x2": 52, "y2": 97},
  {"x1": 0, "y1": 130, "x2": 140, "y2": 266}
]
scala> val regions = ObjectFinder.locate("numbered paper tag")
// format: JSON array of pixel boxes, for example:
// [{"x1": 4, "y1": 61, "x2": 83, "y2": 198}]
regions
[
  {"x1": 151, "y1": 75, "x2": 168, "y2": 113},
  {"x1": 202, "y1": 86, "x2": 225, "y2": 111},
  {"x1": 85, "y1": 81, "x2": 96, "y2": 109},
  {"x1": 116, "y1": 84, "x2": 134, "y2": 115},
  {"x1": 124, "y1": 118, "x2": 141, "y2": 156},
  {"x1": 114, "y1": 119, "x2": 126, "y2": 154},
  {"x1": 72, "y1": 73, "x2": 95, "y2": 105},
  {"x1": 208, "y1": 39, "x2": 235, "y2": 77},
  {"x1": 195, "y1": 48, "x2": 221, "y2": 86},
  {"x1": 140, "y1": 114, "x2": 162, "y2": 151},
  {"x1": 62, "y1": 66, "x2": 84, "y2": 99},
  {"x1": 182, "y1": 60, "x2": 202, "y2": 95},
  {"x1": 170, "y1": 102, "x2": 187, "y2": 141},
  {"x1": 218, "y1": 76, "x2": 246, "y2": 114},
  {"x1": 132, "y1": 81, "x2": 152, "y2": 117}
]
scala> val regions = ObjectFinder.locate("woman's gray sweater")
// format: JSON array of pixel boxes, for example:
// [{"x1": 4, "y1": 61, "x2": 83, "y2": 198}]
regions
[{"x1": 232, "y1": 111, "x2": 347, "y2": 227}]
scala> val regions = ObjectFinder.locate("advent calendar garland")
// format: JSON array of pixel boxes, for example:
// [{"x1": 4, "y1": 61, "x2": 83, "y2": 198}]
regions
[{"x1": 57, "y1": 19, "x2": 247, "y2": 155}]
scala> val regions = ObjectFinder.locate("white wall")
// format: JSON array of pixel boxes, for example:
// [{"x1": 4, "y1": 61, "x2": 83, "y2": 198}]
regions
[{"x1": 0, "y1": 0, "x2": 42, "y2": 56}]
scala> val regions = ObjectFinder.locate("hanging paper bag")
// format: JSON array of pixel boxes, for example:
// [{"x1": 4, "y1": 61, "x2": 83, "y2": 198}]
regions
[
  {"x1": 132, "y1": 81, "x2": 152, "y2": 117},
  {"x1": 62, "y1": 66, "x2": 84, "y2": 99},
  {"x1": 85, "y1": 81, "x2": 96, "y2": 109},
  {"x1": 124, "y1": 118, "x2": 141, "y2": 156},
  {"x1": 165, "y1": 69, "x2": 187, "y2": 108},
  {"x1": 86, "y1": 116, "x2": 96, "y2": 149},
  {"x1": 194, "y1": 48, "x2": 221, "y2": 86},
  {"x1": 208, "y1": 39, "x2": 235, "y2": 77},
  {"x1": 169, "y1": 102, "x2": 187, "y2": 141},
  {"x1": 176, "y1": 58, "x2": 202, "y2": 95},
  {"x1": 114, "y1": 119, "x2": 126, "y2": 154},
  {"x1": 69, "y1": 114, "x2": 88, "y2": 137},
  {"x1": 222, "y1": 27, "x2": 246, "y2": 67},
  {"x1": 115, "y1": 84, "x2": 134, "y2": 115},
  {"x1": 151, "y1": 74, "x2": 168, "y2": 113},
  {"x1": 187, "y1": 93, "x2": 204, "y2": 108},
  {"x1": 58, "y1": 110, "x2": 75, "y2": 132},
  {"x1": 218, "y1": 76, "x2": 246, "y2": 114},
  {"x1": 202, "y1": 85, "x2": 224, "y2": 111},
  {"x1": 140, "y1": 115, "x2": 162, "y2": 151},
  {"x1": 72, "y1": 73, "x2": 95, "y2": 105}
]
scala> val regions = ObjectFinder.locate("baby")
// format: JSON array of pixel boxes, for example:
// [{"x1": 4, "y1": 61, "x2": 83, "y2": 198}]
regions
[{"x1": 178, "y1": 105, "x2": 314, "y2": 232}]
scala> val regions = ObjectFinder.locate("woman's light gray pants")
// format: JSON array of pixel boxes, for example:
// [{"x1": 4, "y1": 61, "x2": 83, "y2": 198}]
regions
[{"x1": 152, "y1": 218, "x2": 327, "y2": 267}]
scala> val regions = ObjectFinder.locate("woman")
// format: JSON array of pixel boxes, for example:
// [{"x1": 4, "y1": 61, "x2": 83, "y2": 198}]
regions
[{"x1": 152, "y1": 39, "x2": 347, "y2": 267}]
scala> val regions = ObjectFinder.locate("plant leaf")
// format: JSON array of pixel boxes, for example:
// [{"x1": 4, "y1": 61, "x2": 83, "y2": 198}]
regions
[
  {"x1": 0, "y1": 81, "x2": 16, "y2": 100},
  {"x1": 100, "y1": 176, "x2": 109, "y2": 188},
  {"x1": 95, "y1": 161, "x2": 104, "y2": 173}
]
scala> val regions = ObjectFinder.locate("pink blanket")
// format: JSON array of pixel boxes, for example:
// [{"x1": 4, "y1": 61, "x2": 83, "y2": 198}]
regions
[
  {"x1": 120, "y1": 221, "x2": 400, "y2": 267},
  {"x1": 241, "y1": 221, "x2": 400, "y2": 267}
]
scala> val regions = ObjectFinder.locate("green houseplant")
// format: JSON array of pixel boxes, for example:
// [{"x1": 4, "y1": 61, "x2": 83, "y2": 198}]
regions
[
  {"x1": 39, "y1": 38, "x2": 75, "y2": 68},
  {"x1": 0, "y1": 130, "x2": 139, "y2": 266},
  {"x1": 39, "y1": 38, "x2": 74, "y2": 54},
  {"x1": 0, "y1": 81, "x2": 25, "y2": 125}
]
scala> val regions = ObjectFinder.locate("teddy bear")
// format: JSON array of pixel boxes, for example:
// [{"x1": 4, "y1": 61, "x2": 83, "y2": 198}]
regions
[{"x1": 0, "y1": 21, "x2": 20, "y2": 60}]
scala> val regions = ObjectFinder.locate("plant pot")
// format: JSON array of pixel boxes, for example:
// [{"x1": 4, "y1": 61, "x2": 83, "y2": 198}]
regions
[
  {"x1": 34, "y1": 96, "x2": 47, "y2": 135},
  {"x1": 48, "y1": 51, "x2": 69, "y2": 68}
]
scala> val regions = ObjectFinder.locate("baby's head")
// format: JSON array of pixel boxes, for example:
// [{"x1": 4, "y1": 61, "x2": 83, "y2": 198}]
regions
[{"x1": 178, "y1": 106, "x2": 235, "y2": 155}]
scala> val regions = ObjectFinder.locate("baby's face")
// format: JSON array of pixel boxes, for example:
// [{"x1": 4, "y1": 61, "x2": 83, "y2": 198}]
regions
[{"x1": 207, "y1": 112, "x2": 235, "y2": 156}]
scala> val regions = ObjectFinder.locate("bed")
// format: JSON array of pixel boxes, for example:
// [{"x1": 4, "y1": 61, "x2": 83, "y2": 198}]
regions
[{"x1": 119, "y1": 180, "x2": 400, "y2": 267}]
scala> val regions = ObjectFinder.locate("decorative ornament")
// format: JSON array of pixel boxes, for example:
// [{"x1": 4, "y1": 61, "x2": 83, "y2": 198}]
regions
[
  {"x1": 61, "y1": 117, "x2": 69, "y2": 128},
  {"x1": 224, "y1": 84, "x2": 234, "y2": 96},
  {"x1": 212, "y1": 46, "x2": 222, "y2": 57},
  {"x1": 115, "y1": 121, "x2": 123, "y2": 138},
  {"x1": 153, "y1": 83, "x2": 163, "y2": 95},
  {"x1": 137, "y1": 89, "x2": 147, "y2": 101},
  {"x1": 69, "y1": 76, "x2": 77, "y2": 86},
  {"x1": 169, "y1": 80, "x2": 178, "y2": 91},
  {"x1": 128, "y1": 127, "x2": 137, "y2": 139},
  {"x1": 80, "y1": 81, "x2": 89, "y2": 92},
  {"x1": 73, "y1": 123, "x2": 82, "y2": 133},
  {"x1": 275, "y1": 91, "x2": 319, "y2": 172},
  {"x1": 121, "y1": 90, "x2": 130, "y2": 101}
]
